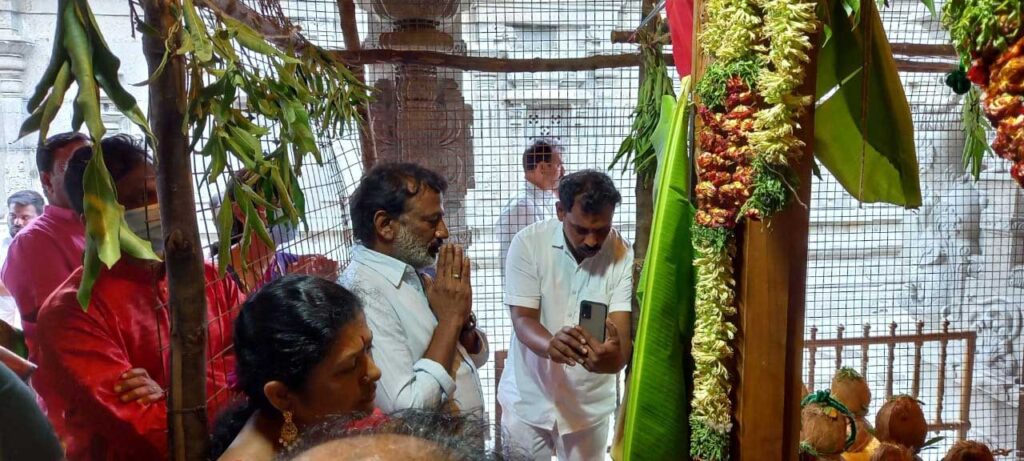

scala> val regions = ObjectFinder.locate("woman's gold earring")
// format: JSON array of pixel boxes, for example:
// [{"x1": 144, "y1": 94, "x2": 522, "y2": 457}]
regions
[{"x1": 279, "y1": 410, "x2": 299, "y2": 449}]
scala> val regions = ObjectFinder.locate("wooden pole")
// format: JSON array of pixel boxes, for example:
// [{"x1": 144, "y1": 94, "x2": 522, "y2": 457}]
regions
[
  {"x1": 141, "y1": 1, "x2": 210, "y2": 460},
  {"x1": 733, "y1": 25, "x2": 820, "y2": 461},
  {"x1": 334, "y1": 0, "x2": 377, "y2": 169},
  {"x1": 631, "y1": 0, "x2": 658, "y2": 340}
]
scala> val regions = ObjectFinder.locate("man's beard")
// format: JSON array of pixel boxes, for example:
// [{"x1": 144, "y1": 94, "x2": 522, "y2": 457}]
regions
[
  {"x1": 9, "y1": 225, "x2": 20, "y2": 238},
  {"x1": 394, "y1": 225, "x2": 437, "y2": 270}
]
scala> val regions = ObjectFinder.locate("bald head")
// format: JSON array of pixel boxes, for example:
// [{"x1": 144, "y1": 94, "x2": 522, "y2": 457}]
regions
[{"x1": 290, "y1": 434, "x2": 452, "y2": 461}]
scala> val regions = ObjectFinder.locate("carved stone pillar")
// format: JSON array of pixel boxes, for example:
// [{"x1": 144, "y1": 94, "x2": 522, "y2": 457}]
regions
[
  {"x1": 360, "y1": 0, "x2": 475, "y2": 245},
  {"x1": 0, "y1": 0, "x2": 33, "y2": 198}
]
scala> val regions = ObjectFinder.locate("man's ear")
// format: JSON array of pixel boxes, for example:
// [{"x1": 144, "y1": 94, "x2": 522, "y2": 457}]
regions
[
  {"x1": 40, "y1": 171, "x2": 54, "y2": 197},
  {"x1": 556, "y1": 201, "x2": 566, "y2": 221},
  {"x1": 373, "y1": 210, "x2": 396, "y2": 243}
]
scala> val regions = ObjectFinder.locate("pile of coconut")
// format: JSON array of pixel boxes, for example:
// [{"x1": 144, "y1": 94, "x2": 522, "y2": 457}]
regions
[{"x1": 800, "y1": 367, "x2": 997, "y2": 461}]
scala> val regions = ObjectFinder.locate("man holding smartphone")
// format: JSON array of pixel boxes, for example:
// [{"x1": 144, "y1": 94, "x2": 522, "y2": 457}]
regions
[{"x1": 499, "y1": 170, "x2": 633, "y2": 461}]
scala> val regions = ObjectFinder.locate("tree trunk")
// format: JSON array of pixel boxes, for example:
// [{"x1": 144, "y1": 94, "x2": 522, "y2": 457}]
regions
[{"x1": 140, "y1": 1, "x2": 210, "y2": 460}]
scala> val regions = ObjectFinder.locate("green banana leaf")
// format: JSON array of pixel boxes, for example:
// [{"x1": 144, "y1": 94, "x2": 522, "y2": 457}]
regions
[
  {"x1": 622, "y1": 84, "x2": 697, "y2": 460},
  {"x1": 815, "y1": 0, "x2": 922, "y2": 208}
]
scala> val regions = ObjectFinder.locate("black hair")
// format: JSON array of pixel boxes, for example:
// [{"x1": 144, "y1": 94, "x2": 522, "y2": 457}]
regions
[
  {"x1": 557, "y1": 169, "x2": 621, "y2": 214},
  {"x1": 522, "y1": 139, "x2": 561, "y2": 172},
  {"x1": 36, "y1": 132, "x2": 88, "y2": 173},
  {"x1": 278, "y1": 408, "x2": 530, "y2": 461},
  {"x1": 63, "y1": 134, "x2": 151, "y2": 215},
  {"x1": 349, "y1": 163, "x2": 448, "y2": 246},
  {"x1": 209, "y1": 275, "x2": 365, "y2": 460},
  {"x1": 6, "y1": 190, "x2": 45, "y2": 212}
]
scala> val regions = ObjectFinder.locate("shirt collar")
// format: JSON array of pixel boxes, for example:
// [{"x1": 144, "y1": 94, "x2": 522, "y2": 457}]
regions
[
  {"x1": 352, "y1": 245, "x2": 415, "y2": 288},
  {"x1": 524, "y1": 181, "x2": 554, "y2": 202},
  {"x1": 43, "y1": 205, "x2": 81, "y2": 223}
]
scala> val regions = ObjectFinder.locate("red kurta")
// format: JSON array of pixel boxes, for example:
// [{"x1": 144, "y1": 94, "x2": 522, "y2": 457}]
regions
[{"x1": 34, "y1": 260, "x2": 243, "y2": 461}]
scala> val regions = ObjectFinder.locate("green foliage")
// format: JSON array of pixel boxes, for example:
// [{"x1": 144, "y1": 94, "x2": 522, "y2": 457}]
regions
[
  {"x1": 695, "y1": 58, "x2": 763, "y2": 110},
  {"x1": 942, "y1": 0, "x2": 1024, "y2": 66},
  {"x1": 690, "y1": 417, "x2": 730, "y2": 461},
  {"x1": 623, "y1": 89, "x2": 696, "y2": 460},
  {"x1": 692, "y1": 225, "x2": 730, "y2": 254},
  {"x1": 962, "y1": 86, "x2": 995, "y2": 180},
  {"x1": 176, "y1": 0, "x2": 370, "y2": 275},
  {"x1": 610, "y1": 32, "x2": 675, "y2": 184},
  {"x1": 740, "y1": 159, "x2": 790, "y2": 220},
  {"x1": 815, "y1": 0, "x2": 922, "y2": 208}
]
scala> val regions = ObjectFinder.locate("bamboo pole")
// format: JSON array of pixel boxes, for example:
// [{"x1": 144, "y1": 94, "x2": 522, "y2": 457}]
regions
[{"x1": 141, "y1": 1, "x2": 210, "y2": 460}]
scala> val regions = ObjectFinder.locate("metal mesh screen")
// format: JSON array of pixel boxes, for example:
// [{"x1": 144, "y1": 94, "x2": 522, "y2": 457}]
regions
[
  {"x1": 172, "y1": 0, "x2": 1023, "y2": 456},
  {"x1": 803, "y1": 0, "x2": 1023, "y2": 457}
]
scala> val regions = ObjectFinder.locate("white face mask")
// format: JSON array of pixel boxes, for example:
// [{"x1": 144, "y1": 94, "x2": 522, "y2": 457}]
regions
[{"x1": 123, "y1": 204, "x2": 164, "y2": 254}]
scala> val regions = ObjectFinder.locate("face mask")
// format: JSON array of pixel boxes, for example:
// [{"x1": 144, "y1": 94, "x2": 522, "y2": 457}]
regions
[
  {"x1": 271, "y1": 221, "x2": 298, "y2": 245},
  {"x1": 124, "y1": 204, "x2": 164, "y2": 254}
]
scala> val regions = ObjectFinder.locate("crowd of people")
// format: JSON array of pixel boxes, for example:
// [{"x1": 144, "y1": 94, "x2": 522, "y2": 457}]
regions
[{"x1": 0, "y1": 133, "x2": 632, "y2": 461}]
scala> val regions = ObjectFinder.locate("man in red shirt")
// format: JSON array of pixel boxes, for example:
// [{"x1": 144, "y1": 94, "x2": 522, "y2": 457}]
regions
[
  {"x1": 34, "y1": 135, "x2": 243, "y2": 460},
  {"x1": 1, "y1": 132, "x2": 88, "y2": 358}
]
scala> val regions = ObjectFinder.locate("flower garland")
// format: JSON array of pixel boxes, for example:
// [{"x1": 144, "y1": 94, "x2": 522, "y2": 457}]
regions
[
  {"x1": 689, "y1": 0, "x2": 816, "y2": 458},
  {"x1": 942, "y1": 0, "x2": 1024, "y2": 186}
]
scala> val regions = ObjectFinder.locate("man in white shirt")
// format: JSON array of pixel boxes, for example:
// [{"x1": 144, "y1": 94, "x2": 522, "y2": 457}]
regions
[
  {"x1": 499, "y1": 170, "x2": 633, "y2": 461},
  {"x1": 0, "y1": 190, "x2": 45, "y2": 330},
  {"x1": 339, "y1": 163, "x2": 488, "y2": 417},
  {"x1": 495, "y1": 139, "x2": 565, "y2": 270}
]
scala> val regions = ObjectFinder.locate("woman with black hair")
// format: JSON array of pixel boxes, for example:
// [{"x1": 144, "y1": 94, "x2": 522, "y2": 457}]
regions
[{"x1": 211, "y1": 275, "x2": 383, "y2": 461}]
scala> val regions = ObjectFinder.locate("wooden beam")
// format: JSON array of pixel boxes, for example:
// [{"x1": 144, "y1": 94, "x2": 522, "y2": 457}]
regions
[
  {"x1": 141, "y1": 1, "x2": 210, "y2": 460},
  {"x1": 327, "y1": 49, "x2": 666, "y2": 72},
  {"x1": 732, "y1": 20, "x2": 819, "y2": 461},
  {"x1": 894, "y1": 58, "x2": 958, "y2": 73},
  {"x1": 335, "y1": 0, "x2": 361, "y2": 51},
  {"x1": 889, "y1": 42, "x2": 957, "y2": 57}
]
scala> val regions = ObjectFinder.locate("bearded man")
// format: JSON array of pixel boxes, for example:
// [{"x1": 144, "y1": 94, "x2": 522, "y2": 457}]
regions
[{"x1": 339, "y1": 163, "x2": 487, "y2": 417}]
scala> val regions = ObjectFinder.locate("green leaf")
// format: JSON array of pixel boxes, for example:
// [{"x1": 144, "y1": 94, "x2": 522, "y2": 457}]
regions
[
  {"x1": 216, "y1": 194, "x2": 235, "y2": 277},
  {"x1": 622, "y1": 79, "x2": 696, "y2": 460},
  {"x1": 119, "y1": 217, "x2": 160, "y2": 261},
  {"x1": 961, "y1": 86, "x2": 991, "y2": 180},
  {"x1": 815, "y1": 0, "x2": 922, "y2": 208},
  {"x1": 27, "y1": 0, "x2": 68, "y2": 113},
  {"x1": 919, "y1": 0, "x2": 936, "y2": 17},
  {"x1": 182, "y1": 0, "x2": 213, "y2": 62}
]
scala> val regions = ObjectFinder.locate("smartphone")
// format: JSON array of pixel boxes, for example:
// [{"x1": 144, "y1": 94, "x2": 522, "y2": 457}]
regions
[{"x1": 578, "y1": 300, "x2": 609, "y2": 343}]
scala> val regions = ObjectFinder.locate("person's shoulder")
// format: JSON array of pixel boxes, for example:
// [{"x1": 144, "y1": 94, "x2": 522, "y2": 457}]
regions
[
  {"x1": 606, "y1": 227, "x2": 633, "y2": 262},
  {"x1": 517, "y1": 217, "x2": 559, "y2": 241},
  {"x1": 36, "y1": 269, "x2": 89, "y2": 324}
]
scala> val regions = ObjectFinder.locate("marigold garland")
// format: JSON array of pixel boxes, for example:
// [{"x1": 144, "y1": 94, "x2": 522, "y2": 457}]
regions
[{"x1": 689, "y1": 0, "x2": 816, "y2": 458}]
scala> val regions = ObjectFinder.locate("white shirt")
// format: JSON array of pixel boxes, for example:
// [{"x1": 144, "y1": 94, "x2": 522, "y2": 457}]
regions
[
  {"x1": 496, "y1": 181, "x2": 558, "y2": 269},
  {"x1": 499, "y1": 218, "x2": 633, "y2": 434},
  {"x1": 0, "y1": 237, "x2": 21, "y2": 330},
  {"x1": 339, "y1": 245, "x2": 488, "y2": 416}
]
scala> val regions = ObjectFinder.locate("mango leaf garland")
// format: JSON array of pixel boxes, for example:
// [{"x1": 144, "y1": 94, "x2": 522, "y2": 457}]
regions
[{"x1": 175, "y1": 0, "x2": 370, "y2": 269}]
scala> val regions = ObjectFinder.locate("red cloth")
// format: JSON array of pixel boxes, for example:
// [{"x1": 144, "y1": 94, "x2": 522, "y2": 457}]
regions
[
  {"x1": 34, "y1": 260, "x2": 243, "y2": 461},
  {"x1": 666, "y1": 0, "x2": 695, "y2": 77},
  {"x1": 0, "y1": 205, "x2": 86, "y2": 359}
]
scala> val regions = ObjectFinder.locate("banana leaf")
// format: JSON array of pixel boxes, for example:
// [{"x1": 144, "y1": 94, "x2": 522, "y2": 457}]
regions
[
  {"x1": 814, "y1": 0, "x2": 922, "y2": 208},
  {"x1": 621, "y1": 83, "x2": 696, "y2": 460}
]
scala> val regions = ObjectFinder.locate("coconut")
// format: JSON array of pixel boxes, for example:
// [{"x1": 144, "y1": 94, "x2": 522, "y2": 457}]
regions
[
  {"x1": 870, "y1": 442, "x2": 915, "y2": 461},
  {"x1": 942, "y1": 440, "x2": 995, "y2": 461},
  {"x1": 875, "y1": 395, "x2": 927, "y2": 451},
  {"x1": 801, "y1": 402, "x2": 850, "y2": 457},
  {"x1": 846, "y1": 417, "x2": 874, "y2": 453},
  {"x1": 831, "y1": 367, "x2": 871, "y2": 417}
]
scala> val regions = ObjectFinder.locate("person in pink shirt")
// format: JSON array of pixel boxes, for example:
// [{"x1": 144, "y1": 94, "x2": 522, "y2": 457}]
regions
[{"x1": 0, "y1": 132, "x2": 88, "y2": 358}]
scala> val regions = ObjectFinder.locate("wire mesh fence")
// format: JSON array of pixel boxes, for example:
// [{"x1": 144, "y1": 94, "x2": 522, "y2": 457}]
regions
[
  {"x1": 803, "y1": 0, "x2": 1023, "y2": 457},
  {"x1": 15, "y1": 0, "x2": 1011, "y2": 456}
]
